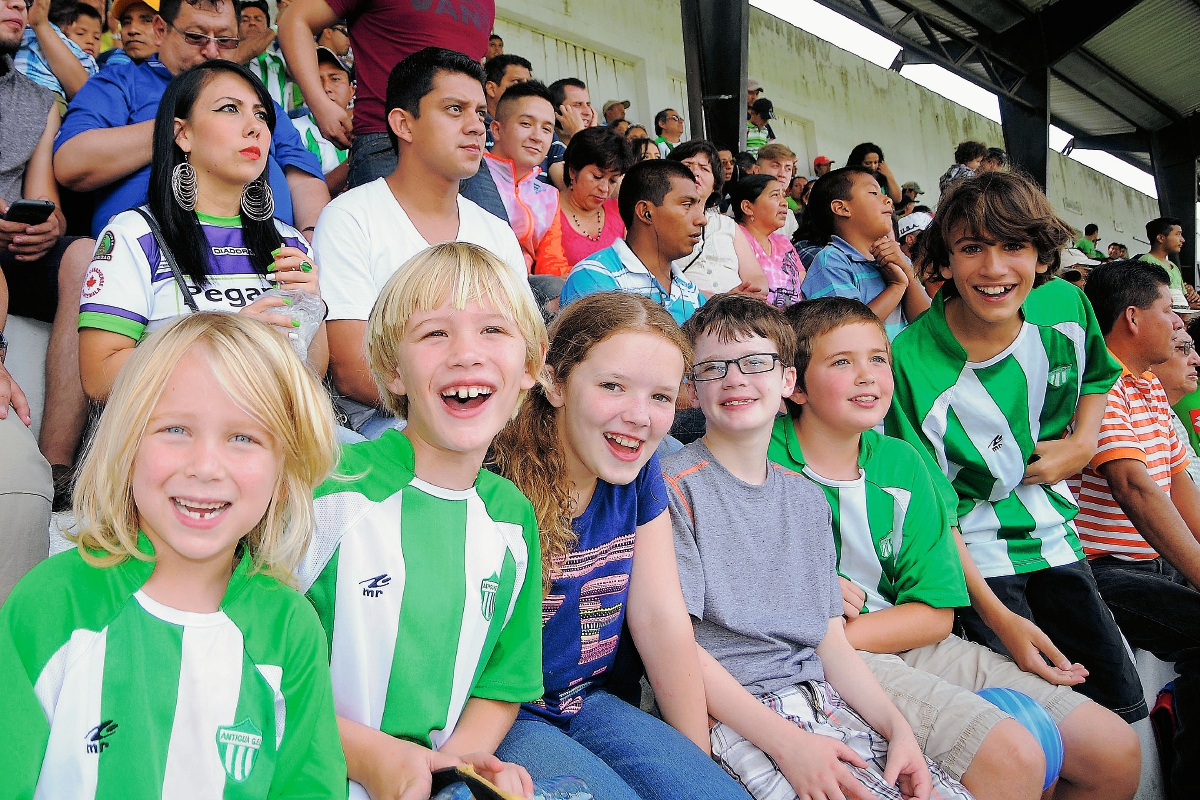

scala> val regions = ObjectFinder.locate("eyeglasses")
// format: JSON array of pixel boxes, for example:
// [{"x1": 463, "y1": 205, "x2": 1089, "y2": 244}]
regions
[
  {"x1": 692, "y1": 353, "x2": 780, "y2": 382},
  {"x1": 169, "y1": 22, "x2": 241, "y2": 50},
  {"x1": 667, "y1": 115, "x2": 683, "y2": 122},
  {"x1": 1176, "y1": 342, "x2": 1195, "y2": 355}
]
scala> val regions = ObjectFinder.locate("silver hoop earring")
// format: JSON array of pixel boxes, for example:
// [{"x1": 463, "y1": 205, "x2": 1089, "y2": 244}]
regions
[
  {"x1": 171, "y1": 156, "x2": 198, "y2": 211},
  {"x1": 240, "y1": 177, "x2": 275, "y2": 222}
]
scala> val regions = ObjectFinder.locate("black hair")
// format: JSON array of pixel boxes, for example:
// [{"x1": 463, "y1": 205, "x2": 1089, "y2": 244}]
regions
[
  {"x1": 654, "y1": 108, "x2": 675, "y2": 136},
  {"x1": 1084, "y1": 223, "x2": 1099, "y2": 236},
  {"x1": 1187, "y1": 315, "x2": 1200, "y2": 347},
  {"x1": 749, "y1": 98, "x2": 773, "y2": 118},
  {"x1": 733, "y1": 151, "x2": 756, "y2": 173},
  {"x1": 494, "y1": 78, "x2": 552, "y2": 121},
  {"x1": 149, "y1": 61, "x2": 282, "y2": 289},
  {"x1": 1147, "y1": 216, "x2": 1182, "y2": 246},
  {"x1": 983, "y1": 147, "x2": 1008, "y2": 166},
  {"x1": 799, "y1": 166, "x2": 875, "y2": 245},
  {"x1": 158, "y1": 0, "x2": 231, "y2": 26},
  {"x1": 953, "y1": 141, "x2": 987, "y2": 165},
  {"x1": 384, "y1": 47, "x2": 486, "y2": 152},
  {"x1": 239, "y1": 0, "x2": 269, "y2": 22},
  {"x1": 632, "y1": 137, "x2": 659, "y2": 162},
  {"x1": 617, "y1": 159, "x2": 695, "y2": 228},
  {"x1": 484, "y1": 54, "x2": 532, "y2": 88},
  {"x1": 548, "y1": 77, "x2": 586, "y2": 131},
  {"x1": 51, "y1": 0, "x2": 101, "y2": 27},
  {"x1": 561, "y1": 126, "x2": 635, "y2": 188},
  {"x1": 1084, "y1": 258, "x2": 1171, "y2": 335},
  {"x1": 847, "y1": 142, "x2": 884, "y2": 166},
  {"x1": 489, "y1": 33, "x2": 503, "y2": 42},
  {"x1": 667, "y1": 139, "x2": 724, "y2": 207},
  {"x1": 729, "y1": 173, "x2": 778, "y2": 224},
  {"x1": 913, "y1": 204, "x2": 932, "y2": 214}
]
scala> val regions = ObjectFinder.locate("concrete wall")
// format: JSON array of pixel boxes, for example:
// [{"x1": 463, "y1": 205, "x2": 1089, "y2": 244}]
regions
[{"x1": 493, "y1": 0, "x2": 1160, "y2": 249}]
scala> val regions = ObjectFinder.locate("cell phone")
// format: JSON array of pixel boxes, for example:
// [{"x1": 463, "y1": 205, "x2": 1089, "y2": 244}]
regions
[{"x1": 4, "y1": 199, "x2": 56, "y2": 226}]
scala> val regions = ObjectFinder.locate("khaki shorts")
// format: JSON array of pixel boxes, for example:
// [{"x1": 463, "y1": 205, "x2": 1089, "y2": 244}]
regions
[{"x1": 860, "y1": 634, "x2": 1087, "y2": 781}]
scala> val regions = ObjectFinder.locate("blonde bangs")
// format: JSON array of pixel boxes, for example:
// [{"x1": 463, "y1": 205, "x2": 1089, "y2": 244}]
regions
[
  {"x1": 367, "y1": 242, "x2": 548, "y2": 419},
  {"x1": 72, "y1": 314, "x2": 340, "y2": 585}
]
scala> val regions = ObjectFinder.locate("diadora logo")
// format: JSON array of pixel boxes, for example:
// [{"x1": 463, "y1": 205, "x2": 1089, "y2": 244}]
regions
[
  {"x1": 990, "y1": 434, "x2": 1004, "y2": 452},
  {"x1": 360, "y1": 574, "x2": 391, "y2": 597},
  {"x1": 84, "y1": 720, "x2": 118, "y2": 754},
  {"x1": 1047, "y1": 365, "x2": 1072, "y2": 388}
]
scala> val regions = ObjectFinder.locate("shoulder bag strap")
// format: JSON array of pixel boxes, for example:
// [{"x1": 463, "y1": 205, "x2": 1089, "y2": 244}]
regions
[{"x1": 132, "y1": 207, "x2": 200, "y2": 313}]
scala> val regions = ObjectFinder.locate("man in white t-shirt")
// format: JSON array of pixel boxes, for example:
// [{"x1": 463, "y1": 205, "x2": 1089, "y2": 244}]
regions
[{"x1": 313, "y1": 46, "x2": 526, "y2": 437}]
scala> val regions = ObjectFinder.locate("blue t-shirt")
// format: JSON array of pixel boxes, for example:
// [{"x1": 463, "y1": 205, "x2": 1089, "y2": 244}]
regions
[
  {"x1": 560, "y1": 240, "x2": 706, "y2": 326},
  {"x1": 520, "y1": 453, "x2": 669, "y2": 727},
  {"x1": 802, "y1": 235, "x2": 907, "y2": 339},
  {"x1": 55, "y1": 57, "x2": 324, "y2": 237}
]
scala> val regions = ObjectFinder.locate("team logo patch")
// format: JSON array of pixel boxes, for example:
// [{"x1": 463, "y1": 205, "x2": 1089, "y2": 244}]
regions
[
  {"x1": 92, "y1": 231, "x2": 115, "y2": 262},
  {"x1": 878, "y1": 535, "x2": 893, "y2": 560},
  {"x1": 480, "y1": 572, "x2": 499, "y2": 621},
  {"x1": 1047, "y1": 365, "x2": 1072, "y2": 388},
  {"x1": 216, "y1": 719, "x2": 262, "y2": 783},
  {"x1": 84, "y1": 719, "x2": 118, "y2": 754},
  {"x1": 82, "y1": 265, "x2": 105, "y2": 298}
]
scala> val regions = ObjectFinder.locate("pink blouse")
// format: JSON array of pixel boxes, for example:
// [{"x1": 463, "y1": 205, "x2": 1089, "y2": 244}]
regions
[
  {"x1": 560, "y1": 198, "x2": 626, "y2": 267},
  {"x1": 742, "y1": 227, "x2": 805, "y2": 308}
]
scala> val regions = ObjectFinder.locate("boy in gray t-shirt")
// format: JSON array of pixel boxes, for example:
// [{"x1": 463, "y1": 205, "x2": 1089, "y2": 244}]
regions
[{"x1": 663, "y1": 295, "x2": 972, "y2": 800}]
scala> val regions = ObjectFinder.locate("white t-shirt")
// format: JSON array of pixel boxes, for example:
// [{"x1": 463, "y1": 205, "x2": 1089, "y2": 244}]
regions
[
  {"x1": 673, "y1": 210, "x2": 741, "y2": 296},
  {"x1": 313, "y1": 177, "x2": 528, "y2": 321}
]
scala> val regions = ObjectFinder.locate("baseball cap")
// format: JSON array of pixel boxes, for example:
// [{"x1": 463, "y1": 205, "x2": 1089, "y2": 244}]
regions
[
  {"x1": 901, "y1": 181, "x2": 924, "y2": 194},
  {"x1": 747, "y1": 78, "x2": 763, "y2": 93},
  {"x1": 898, "y1": 212, "x2": 933, "y2": 239},
  {"x1": 316, "y1": 45, "x2": 354, "y2": 82},
  {"x1": 813, "y1": 155, "x2": 835, "y2": 166},
  {"x1": 1059, "y1": 248, "x2": 1100, "y2": 270},
  {"x1": 112, "y1": 0, "x2": 158, "y2": 19},
  {"x1": 602, "y1": 99, "x2": 631, "y2": 115},
  {"x1": 750, "y1": 98, "x2": 774, "y2": 119}
]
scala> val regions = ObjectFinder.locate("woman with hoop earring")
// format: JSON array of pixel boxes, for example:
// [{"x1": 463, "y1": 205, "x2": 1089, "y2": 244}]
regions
[{"x1": 78, "y1": 61, "x2": 328, "y2": 402}]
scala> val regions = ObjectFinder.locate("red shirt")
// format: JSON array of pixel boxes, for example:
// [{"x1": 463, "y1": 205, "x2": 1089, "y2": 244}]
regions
[
  {"x1": 326, "y1": 0, "x2": 495, "y2": 136},
  {"x1": 560, "y1": 198, "x2": 626, "y2": 267}
]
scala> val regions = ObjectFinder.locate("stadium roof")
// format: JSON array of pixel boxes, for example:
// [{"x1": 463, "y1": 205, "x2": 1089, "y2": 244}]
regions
[{"x1": 813, "y1": 0, "x2": 1200, "y2": 170}]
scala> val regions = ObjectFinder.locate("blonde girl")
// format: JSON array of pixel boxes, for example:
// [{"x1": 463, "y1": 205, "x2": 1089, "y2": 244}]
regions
[
  {"x1": 490, "y1": 292, "x2": 749, "y2": 800},
  {"x1": 1, "y1": 312, "x2": 346, "y2": 799}
]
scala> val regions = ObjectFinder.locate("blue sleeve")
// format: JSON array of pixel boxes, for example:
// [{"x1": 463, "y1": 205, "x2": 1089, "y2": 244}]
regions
[
  {"x1": 560, "y1": 262, "x2": 619, "y2": 307},
  {"x1": 635, "y1": 452, "x2": 669, "y2": 526},
  {"x1": 801, "y1": 248, "x2": 862, "y2": 301},
  {"x1": 270, "y1": 101, "x2": 323, "y2": 179},
  {"x1": 55, "y1": 68, "x2": 130, "y2": 152}
]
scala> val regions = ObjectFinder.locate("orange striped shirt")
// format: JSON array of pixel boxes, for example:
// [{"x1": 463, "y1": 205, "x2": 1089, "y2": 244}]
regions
[{"x1": 1072, "y1": 366, "x2": 1188, "y2": 559}]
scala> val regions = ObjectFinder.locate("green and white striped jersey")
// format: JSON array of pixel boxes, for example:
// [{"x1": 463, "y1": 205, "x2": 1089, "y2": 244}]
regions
[
  {"x1": 299, "y1": 431, "x2": 542, "y2": 786},
  {"x1": 248, "y1": 45, "x2": 303, "y2": 112},
  {"x1": 768, "y1": 417, "x2": 968, "y2": 613},
  {"x1": 291, "y1": 113, "x2": 348, "y2": 175},
  {"x1": 885, "y1": 278, "x2": 1122, "y2": 578},
  {"x1": 0, "y1": 538, "x2": 346, "y2": 800}
]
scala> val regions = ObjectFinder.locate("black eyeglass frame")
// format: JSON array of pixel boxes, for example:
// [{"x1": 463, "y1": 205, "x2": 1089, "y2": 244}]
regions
[{"x1": 691, "y1": 353, "x2": 782, "y2": 382}]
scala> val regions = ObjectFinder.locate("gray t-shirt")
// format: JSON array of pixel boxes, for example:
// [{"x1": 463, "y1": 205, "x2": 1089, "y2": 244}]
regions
[{"x1": 663, "y1": 440, "x2": 841, "y2": 696}]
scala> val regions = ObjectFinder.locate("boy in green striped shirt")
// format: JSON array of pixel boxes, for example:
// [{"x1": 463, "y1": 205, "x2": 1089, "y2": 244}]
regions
[
  {"x1": 297, "y1": 243, "x2": 549, "y2": 800},
  {"x1": 773, "y1": 295, "x2": 1140, "y2": 800}
]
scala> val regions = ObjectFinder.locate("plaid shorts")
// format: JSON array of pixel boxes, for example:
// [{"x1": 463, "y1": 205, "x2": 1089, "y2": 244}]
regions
[{"x1": 710, "y1": 681, "x2": 975, "y2": 800}]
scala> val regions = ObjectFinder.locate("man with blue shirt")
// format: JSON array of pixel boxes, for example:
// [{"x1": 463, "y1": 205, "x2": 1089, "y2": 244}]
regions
[
  {"x1": 53, "y1": 0, "x2": 328, "y2": 239},
  {"x1": 561, "y1": 160, "x2": 707, "y2": 326},
  {"x1": 801, "y1": 166, "x2": 929, "y2": 339}
]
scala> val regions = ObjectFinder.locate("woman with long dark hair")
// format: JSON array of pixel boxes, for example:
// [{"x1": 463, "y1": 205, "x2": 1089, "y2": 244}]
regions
[
  {"x1": 847, "y1": 141, "x2": 902, "y2": 203},
  {"x1": 79, "y1": 61, "x2": 328, "y2": 401}
]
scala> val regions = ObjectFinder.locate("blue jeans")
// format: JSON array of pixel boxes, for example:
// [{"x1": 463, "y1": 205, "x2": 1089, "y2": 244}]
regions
[
  {"x1": 497, "y1": 690, "x2": 750, "y2": 800},
  {"x1": 346, "y1": 132, "x2": 397, "y2": 190}
]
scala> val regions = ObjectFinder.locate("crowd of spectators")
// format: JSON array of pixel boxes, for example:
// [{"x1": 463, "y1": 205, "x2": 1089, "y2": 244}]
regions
[{"x1": 1, "y1": 1, "x2": 1199, "y2": 799}]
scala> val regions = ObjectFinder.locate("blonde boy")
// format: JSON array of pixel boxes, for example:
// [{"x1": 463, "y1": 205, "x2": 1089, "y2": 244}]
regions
[{"x1": 297, "y1": 242, "x2": 549, "y2": 800}]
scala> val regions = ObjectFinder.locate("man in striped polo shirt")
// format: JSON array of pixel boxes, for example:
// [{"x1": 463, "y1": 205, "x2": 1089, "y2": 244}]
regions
[{"x1": 1075, "y1": 259, "x2": 1200, "y2": 797}]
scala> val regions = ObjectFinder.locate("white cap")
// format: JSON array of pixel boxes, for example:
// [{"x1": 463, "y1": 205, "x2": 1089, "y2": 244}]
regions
[
  {"x1": 897, "y1": 212, "x2": 933, "y2": 239},
  {"x1": 1059, "y1": 248, "x2": 1100, "y2": 270}
]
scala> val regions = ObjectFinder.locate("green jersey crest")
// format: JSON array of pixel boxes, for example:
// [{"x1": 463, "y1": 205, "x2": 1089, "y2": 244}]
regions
[
  {"x1": 480, "y1": 573, "x2": 500, "y2": 621},
  {"x1": 216, "y1": 718, "x2": 262, "y2": 783}
]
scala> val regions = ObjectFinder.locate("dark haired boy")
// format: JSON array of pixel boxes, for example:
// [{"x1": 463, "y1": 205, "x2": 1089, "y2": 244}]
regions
[
  {"x1": 560, "y1": 159, "x2": 706, "y2": 325},
  {"x1": 884, "y1": 172, "x2": 1149, "y2": 729},
  {"x1": 482, "y1": 53, "x2": 532, "y2": 146},
  {"x1": 1141, "y1": 216, "x2": 1189, "y2": 311},
  {"x1": 16, "y1": 0, "x2": 99, "y2": 103},
  {"x1": 801, "y1": 167, "x2": 929, "y2": 340},
  {"x1": 466, "y1": 80, "x2": 569, "y2": 278},
  {"x1": 314, "y1": 47, "x2": 529, "y2": 438},
  {"x1": 54, "y1": 2, "x2": 102, "y2": 59},
  {"x1": 770, "y1": 296, "x2": 1139, "y2": 800},
  {"x1": 665, "y1": 294, "x2": 971, "y2": 800}
]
